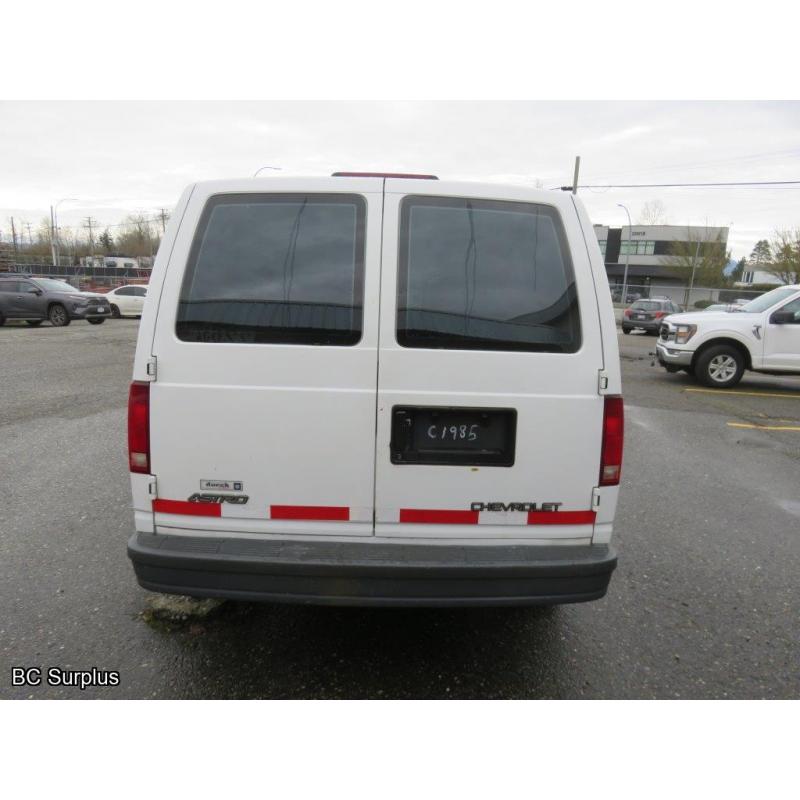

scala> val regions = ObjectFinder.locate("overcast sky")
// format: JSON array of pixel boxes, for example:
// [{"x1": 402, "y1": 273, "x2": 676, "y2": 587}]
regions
[{"x1": 1, "y1": 101, "x2": 798, "y2": 259}]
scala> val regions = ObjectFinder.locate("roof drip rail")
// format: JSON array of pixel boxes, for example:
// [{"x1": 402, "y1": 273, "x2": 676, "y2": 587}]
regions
[{"x1": 331, "y1": 172, "x2": 438, "y2": 180}]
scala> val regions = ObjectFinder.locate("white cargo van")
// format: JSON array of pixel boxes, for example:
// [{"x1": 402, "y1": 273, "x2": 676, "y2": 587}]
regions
[{"x1": 127, "y1": 174, "x2": 623, "y2": 606}]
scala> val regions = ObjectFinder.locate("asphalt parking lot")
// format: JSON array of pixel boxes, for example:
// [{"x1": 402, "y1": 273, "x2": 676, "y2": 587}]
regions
[{"x1": 2, "y1": 320, "x2": 799, "y2": 699}]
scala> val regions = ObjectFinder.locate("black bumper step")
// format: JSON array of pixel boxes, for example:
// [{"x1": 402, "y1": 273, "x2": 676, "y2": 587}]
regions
[{"x1": 128, "y1": 532, "x2": 617, "y2": 608}]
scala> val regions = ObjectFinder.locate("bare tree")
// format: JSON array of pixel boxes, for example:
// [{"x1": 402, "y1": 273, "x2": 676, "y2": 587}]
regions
[
  {"x1": 637, "y1": 200, "x2": 668, "y2": 225},
  {"x1": 115, "y1": 214, "x2": 160, "y2": 257},
  {"x1": 661, "y1": 227, "x2": 730, "y2": 291},
  {"x1": 767, "y1": 228, "x2": 800, "y2": 285}
]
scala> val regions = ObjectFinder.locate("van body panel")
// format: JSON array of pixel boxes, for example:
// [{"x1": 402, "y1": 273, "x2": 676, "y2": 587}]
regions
[
  {"x1": 570, "y1": 195, "x2": 621, "y2": 393},
  {"x1": 146, "y1": 178, "x2": 383, "y2": 538},
  {"x1": 132, "y1": 184, "x2": 195, "y2": 384},
  {"x1": 373, "y1": 180, "x2": 606, "y2": 540},
  {"x1": 570, "y1": 196, "x2": 622, "y2": 539}
]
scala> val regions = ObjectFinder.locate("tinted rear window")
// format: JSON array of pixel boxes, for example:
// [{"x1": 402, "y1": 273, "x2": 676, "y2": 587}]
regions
[
  {"x1": 177, "y1": 193, "x2": 366, "y2": 345},
  {"x1": 397, "y1": 196, "x2": 580, "y2": 352},
  {"x1": 631, "y1": 301, "x2": 660, "y2": 310}
]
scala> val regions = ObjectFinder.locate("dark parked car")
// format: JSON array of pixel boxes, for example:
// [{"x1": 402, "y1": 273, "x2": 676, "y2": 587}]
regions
[
  {"x1": 611, "y1": 287, "x2": 643, "y2": 303},
  {"x1": 621, "y1": 297, "x2": 681, "y2": 335},
  {"x1": 0, "y1": 276, "x2": 112, "y2": 327}
]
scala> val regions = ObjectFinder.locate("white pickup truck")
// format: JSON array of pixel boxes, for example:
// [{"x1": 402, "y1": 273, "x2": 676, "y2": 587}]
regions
[{"x1": 656, "y1": 285, "x2": 800, "y2": 388}]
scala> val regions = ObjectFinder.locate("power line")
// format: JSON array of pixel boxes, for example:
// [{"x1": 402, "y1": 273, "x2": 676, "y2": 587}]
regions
[
  {"x1": 556, "y1": 179, "x2": 800, "y2": 190},
  {"x1": 582, "y1": 148, "x2": 800, "y2": 184}
]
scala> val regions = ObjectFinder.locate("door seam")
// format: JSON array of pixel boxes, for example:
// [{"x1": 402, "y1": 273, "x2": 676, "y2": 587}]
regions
[{"x1": 370, "y1": 179, "x2": 388, "y2": 534}]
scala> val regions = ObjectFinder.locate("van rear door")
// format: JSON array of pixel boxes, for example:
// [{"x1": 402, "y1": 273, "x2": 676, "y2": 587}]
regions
[
  {"x1": 374, "y1": 180, "x2": 605, "y2": 540},
  {"x1": 147, "y1": 178, "x2": 381, "y2": 537}
]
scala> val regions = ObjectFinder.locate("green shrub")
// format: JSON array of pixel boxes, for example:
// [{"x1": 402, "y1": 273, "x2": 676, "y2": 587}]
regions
[{"x1": 693, "y1": 299, "x2": 715, "y2": 309}]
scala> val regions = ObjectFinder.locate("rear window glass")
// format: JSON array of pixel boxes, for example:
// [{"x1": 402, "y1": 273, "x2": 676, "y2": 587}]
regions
[
  {"x1": 631, "y1": 301, "x2": 659, "y2": 310},
  {"x1": 397, "y1": 196, "x2": 580, "y2": 353},
  {"x1": 177, "y1": 193, "x2": 366, "y2": 345}
]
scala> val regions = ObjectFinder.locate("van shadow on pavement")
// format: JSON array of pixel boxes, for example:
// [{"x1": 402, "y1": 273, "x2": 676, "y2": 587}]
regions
[{"x1": 143, "y1": 599, "x2": 575, "y2": 699}]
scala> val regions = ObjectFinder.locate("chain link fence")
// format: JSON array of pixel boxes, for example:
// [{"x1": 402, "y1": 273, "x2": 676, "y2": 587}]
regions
[{"x1": 610, "y1": 282, "x2": 764, "y2": 310}]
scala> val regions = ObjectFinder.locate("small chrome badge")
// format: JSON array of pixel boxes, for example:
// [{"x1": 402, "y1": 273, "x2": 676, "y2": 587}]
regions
[{"x1": 200, "y1": 479, "x2": 244, "y2": 492}]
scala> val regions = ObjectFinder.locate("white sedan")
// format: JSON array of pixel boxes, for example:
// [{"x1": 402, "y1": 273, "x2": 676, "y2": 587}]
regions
[{"x1": 104, "y1": 284, "x2": 148, "y2": 318}]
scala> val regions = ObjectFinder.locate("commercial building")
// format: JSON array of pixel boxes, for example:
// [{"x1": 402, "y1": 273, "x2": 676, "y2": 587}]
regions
[
  {"x1": 593, "y1": 224, "x2": 728, "y2": 291},
  {"x1": 736, "y1": 268, "x2": 783, "y2": 287}
]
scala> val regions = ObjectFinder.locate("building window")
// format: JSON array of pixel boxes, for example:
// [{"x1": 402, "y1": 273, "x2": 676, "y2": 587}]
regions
[
  {"x1": 654, "y1": 241, "x2": 726, "y2": 258},
  {"x1": 598, "y1": 240, "x2": 607, "y2": 256},
  {"x1": 619, "y1": 240, "x2": 656, "y2": 256}
]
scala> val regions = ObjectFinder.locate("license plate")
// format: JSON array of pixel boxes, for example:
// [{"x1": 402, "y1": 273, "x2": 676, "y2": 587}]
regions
[
  {"x1": 96, "y1": 307, "x2": 107, "y2": 313},
  {"x1": 634, "y1": 314, "x2": 645, "y2": 319},
  {"x1": 390, "y1": 407, "x2": 517, "y2": 466}
]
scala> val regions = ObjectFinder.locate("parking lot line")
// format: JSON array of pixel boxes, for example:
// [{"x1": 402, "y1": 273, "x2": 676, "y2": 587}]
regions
[
  {"x1": 685, "y1": 388, "x2": 800, "y2": 400},
  {"x1": 727, "y1": 422, "x2": 800, "y2": 431}
]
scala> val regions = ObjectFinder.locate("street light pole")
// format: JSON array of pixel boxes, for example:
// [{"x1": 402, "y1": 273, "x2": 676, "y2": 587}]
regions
[
  {"x1": 253, "y1": 165, "x2": 282, "y2": 177},
  {"x1": 617, "y1": 203, "x2": 632, "y2": 304},
  {"x1": 53, "y1": 198, "x2": 79, "y2": 268},
  {"x1": 687, "y1": 239, "x2": 702, "y2": 308}
]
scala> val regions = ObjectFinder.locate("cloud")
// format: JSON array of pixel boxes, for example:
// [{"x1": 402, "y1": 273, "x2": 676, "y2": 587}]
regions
[
  {"x1": 588, "y1": 125, "x2": 655, "y2": 147},
  {"x1": 1, "y1": 101, "x2": 798, "y2": 258}
]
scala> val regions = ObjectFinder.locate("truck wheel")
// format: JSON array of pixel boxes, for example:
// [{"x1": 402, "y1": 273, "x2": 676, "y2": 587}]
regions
[
  {"x1": 26, "y1": 319, "x2": 43, "y2": 326},
  {"x1": 110, "y1": 304, "x2": 121, "y2": 318},
  {"x1": 621, "y1": 326, "x2": 631, "y2": 334},
  {"x1": 87, "y1": 318, "x2": 105, "y2": 325},
  {"x1": 0, "y1": 312, "x2": 5, "y2": 326},
  {"x1": 695, "y1": 345, "x2": 745, "y2": 388},
  {"x1": 48, "y1": 304, "x2": 70, "y2": 326}
]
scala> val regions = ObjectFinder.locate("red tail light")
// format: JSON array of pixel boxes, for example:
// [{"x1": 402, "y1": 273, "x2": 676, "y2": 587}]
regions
[
  {"x1": 128, "y1": 381, "x2": 150, "y2": 474},
  {"x1": 599, "y1": 395, "x2": 624, "y2": 486},
  {"x1": 623, "y1": 308, "x2": 631, "y2": 318}
]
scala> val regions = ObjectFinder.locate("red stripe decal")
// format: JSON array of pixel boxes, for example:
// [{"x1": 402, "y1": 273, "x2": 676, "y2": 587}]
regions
[
  {"x1": 153, "y1": 499, "x2": 221, "y2": 517},
  {"x1": 270, "y1": 505, "x2": 350, "y2": 521},
  {"x1": 527, "y1": 510, "x2": 596, "y2": 525},
  {"x1": 399, "y1": 509, "x2": 480, "y2": 524}
]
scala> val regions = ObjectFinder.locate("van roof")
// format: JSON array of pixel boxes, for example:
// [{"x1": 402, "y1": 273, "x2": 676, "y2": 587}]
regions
[{"x1": 191, "y1": 176, "x2": 567, "y2": 205}]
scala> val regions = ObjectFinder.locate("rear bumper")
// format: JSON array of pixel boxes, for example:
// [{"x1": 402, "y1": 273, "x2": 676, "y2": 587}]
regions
[
  {"x1": 128, "y1": 532, "x2": 617, "y2": 607},
  {"x1": 623, "y1": 318, "x2": 660, "y2": 330}
]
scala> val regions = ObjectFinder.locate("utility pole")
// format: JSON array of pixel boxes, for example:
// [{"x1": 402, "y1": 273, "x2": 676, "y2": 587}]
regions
[
  {"x1": 84, "y1": 217, "x2": 98, "y2": 263},
  {"x1": 50, "y1": 205, "x2": 57, "y2": 266},
  {"x1": 572, "y1": 156, "x2": 581, "y2": 194},
  {"x1": 158, "y1": 208, "x2": 169, "y2": 233},
  {"x1": 23, "y1": 221, "x2": 33, "y2": 246},
  {"x1": 10, "y1": 217, "x2": 19, "y2": 256}
]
